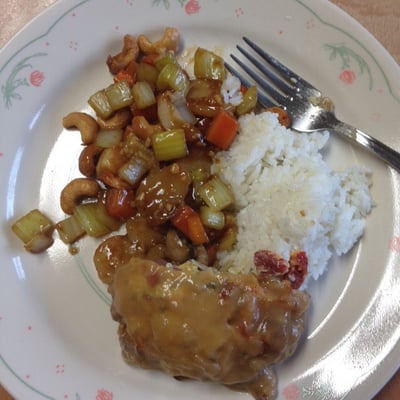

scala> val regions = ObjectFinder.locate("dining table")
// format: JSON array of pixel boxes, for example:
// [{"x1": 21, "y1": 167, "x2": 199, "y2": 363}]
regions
[{"x1": 0, "y1": 0, "x2": 399, "y2": 399}]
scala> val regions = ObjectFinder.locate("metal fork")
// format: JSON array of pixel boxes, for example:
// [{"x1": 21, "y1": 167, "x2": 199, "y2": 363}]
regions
[{"x1": 226, "y1": 37, "x2": 400, "y2": 172}]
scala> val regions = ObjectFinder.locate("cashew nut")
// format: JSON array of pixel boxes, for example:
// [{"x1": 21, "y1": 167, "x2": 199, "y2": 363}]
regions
[
  {"x1": 138, "y1": 27, "x2": 180, "y2": 55},
  {"x1": 97, "y1": 108, "x2": 132, "y2": 130},
  {"x1": 107, "y1": 34, "x2": 139, "y2": 74},
  {"x1": 60, "y1": 178, "x2": 100, "y2": 214},
  {"x1": 131, "y1": 116, "x2": 163, "y2": 140},
  {"x1": 79, "y1": 144, "x2": 103, "y2": 177},
  {"x1": 62, "y1": 112, "x2": 99, "y2": 145}
]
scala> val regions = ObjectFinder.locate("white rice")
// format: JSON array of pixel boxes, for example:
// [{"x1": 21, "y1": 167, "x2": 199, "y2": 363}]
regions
[{"x1": 212, "y1": 111, "x2": 372, "y2": 287}]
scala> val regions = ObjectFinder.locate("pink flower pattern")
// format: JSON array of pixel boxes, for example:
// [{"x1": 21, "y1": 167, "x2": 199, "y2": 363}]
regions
[
  {"x1": 339, "y1": 69, "x2": 356, "y2": 85},
  {"x1": 185, "y1": 0, "x2": 200, "y2": 15},
  {"x1": 29, "y1": 70, "x2": 44, "y2": 87},
  {"x1": 282, "y1": 383, "x2": 300, "y2": 400},
  {"x1": 96, "y1": 389, "x2": 113, "y2": 400}
]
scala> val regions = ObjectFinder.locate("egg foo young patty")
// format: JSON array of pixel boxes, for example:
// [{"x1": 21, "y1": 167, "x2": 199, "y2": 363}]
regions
[{"x1": 109, "y1": 258, "x2": 310, "y2": 400}]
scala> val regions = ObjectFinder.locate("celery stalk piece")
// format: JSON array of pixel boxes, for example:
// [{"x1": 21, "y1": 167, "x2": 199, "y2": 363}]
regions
[
  {"x1": 156, "y1": 63, "x2": 190, "y2": 95},
  {"x1": 198, "y1": 176, "x2": 234, "y2": 211},
  {"x1": 236, "y1": 85, "x2": 258, "y2": 115},
  {"x1": 194, "y1": 48, "x2": 226, "y2": 81},
  {"x1": 11, "y1": 209, "x2": 54, "y2": 244},
  {"x1": 151, "y1": 129, "x2": 188, "y2": 161},
  {"x1": 55, "y1": 214, "x2": 86, "y2": 244},
  {"x1": 218, "y1": 225, "x2": 238, "y2": 251},
  {"x1": 154, "y1": 51, "x2": 178, "y2": 71},
  {"x1": 131, "y1": 81, "x2": 156, "y2": 109},
  {"x1": 11, "y1": 209, "x2": 55, "y2": 253},
  {"x1": 88, "y1": 89, "x2": 113, "y2": 119},
  {"x1": 136, "y1": 62, "x2": 159, "y2": 87},
  {"x1": 95, "y1": 201, "x2": 123, "y2": 231},
  {"x1": 73, "y1": 203, "x2": 111, "y2": 237},
  {"x1": 105, "y1": 81, "x2": 134, "y2": 111}
]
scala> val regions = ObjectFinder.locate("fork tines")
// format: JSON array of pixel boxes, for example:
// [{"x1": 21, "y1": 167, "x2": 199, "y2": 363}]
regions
[{"x1": 226, "y1": 37, "x2": 318, "y2": 108}]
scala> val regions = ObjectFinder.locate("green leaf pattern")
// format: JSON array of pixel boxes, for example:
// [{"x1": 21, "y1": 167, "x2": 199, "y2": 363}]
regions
[
  {"x1": 1, "y1": 53, "x2": 47, "y2": 109},
  {"x1": 323, "y1": 43, "x2": 373, "y2": 90}
]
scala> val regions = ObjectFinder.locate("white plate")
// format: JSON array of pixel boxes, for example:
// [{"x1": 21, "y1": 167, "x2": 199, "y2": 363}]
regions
[{"x1": 1, "y1": 1, "x2": 400, "y2": 399}]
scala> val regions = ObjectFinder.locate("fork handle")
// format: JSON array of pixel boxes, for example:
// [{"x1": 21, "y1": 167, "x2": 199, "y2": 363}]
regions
[{"x1": 332, "y1": 121, "x2": 400, "y2": 172}]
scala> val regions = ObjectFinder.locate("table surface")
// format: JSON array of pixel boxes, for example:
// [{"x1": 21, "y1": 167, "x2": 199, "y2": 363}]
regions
[{"x1": 0, "y1": 0, "x2": 399, "y2": 399}]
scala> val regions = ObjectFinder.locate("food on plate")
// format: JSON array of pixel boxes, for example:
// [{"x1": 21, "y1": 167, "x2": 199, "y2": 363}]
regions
[
  {"x1": 11, "y1": 27, "x2": 373, "y2": 399},
  {"x1": 109, "y1": 257, "x2": 310, "y2": 400},
  {"x1": 213, "y1": 111, "x2": 372, "y2": 286}
]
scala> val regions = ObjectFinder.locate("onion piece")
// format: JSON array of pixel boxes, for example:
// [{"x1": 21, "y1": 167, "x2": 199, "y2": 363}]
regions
[
  {"x1": 157, "y1": 91, "x2": 197, "y2": 130},
  {"x1": 95, "y1": 129, "x2": 123, "y2": 148},
  {"x1": 24, "y1": 233, "x2": 54, "y2": 253}
]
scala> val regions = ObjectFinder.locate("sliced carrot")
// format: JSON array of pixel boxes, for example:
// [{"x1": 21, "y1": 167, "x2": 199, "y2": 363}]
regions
[
  {"x1": 105, "y1": 188, "x2": 135, "y2": 219},
  {"x1": 187, "y1": 213, "x2": 209, "y2": 245},
  {"x1": 205, "y1": 110, "x2": 239, "y2": 150},
  {"x1": 171, "y1": 204, "x2": 195, "y2": 238},
  {"x1": 114, "y1": 61, "x2": 137, "y2": 86},
  {"x1": 171, "y1": 205, "x2": 209, "y2": 245}
]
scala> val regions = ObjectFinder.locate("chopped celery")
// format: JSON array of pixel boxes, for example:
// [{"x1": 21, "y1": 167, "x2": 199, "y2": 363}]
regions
[
  {"x1": 136, "y1": 62, "x2": 159, "y2": 87},
  {"x1": 156, "y1": 63, "x2": 190, "y2": 94},
  {"x1": 88, "y1": 89, "x2": 113, "y2": 119},
  {"x1": 151, "y1": 129, "x2": 188, "y2": 161},
  {"x1": 95, "y1": 201, "x2": 123, "y2": 231},
  {"x1": 191, "y1": 167, "x2": 210, "y2": 183},
  {"x1": 55, "y1": 214, "x2": 86, "y2": 244},
  {"x1": 131, "y1": 81, "x2": 156, "y2": 109},
  {"x1": 73, "y1": 203, "x2": 111, "y2": 237},
  {"x1": 200, "y1": 206, "x2": 225, "y2": 230},
  {"x1": 95, "y1": 129, "x2": 123, "y2": 148},
  {"x1": 198, "y1": 176, "x2": 234, "y2": 210},
  {"x1": 194, "y1": 48, "x2": 226, "y2": 81},
  {"x1": 154, "y1": 51, "x2": 178, "y2": 71},
  {"x1": 105, "y1": 80, "x2": 134, "y2": 111},
  {"x1": 236, "y1": 85, "x2": 258, "y2": 116},
  {"x1": 218, "y1": 225, "x2": 237, "y2": 251},
  {"x1": 11, "y1": 209, "x2": 54, "y2": 244}
]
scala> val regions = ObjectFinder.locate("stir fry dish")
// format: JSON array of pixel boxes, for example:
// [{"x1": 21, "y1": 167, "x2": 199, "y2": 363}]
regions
[{"x1": 11, "y1": 28, "x2": 312, "y2": 400}]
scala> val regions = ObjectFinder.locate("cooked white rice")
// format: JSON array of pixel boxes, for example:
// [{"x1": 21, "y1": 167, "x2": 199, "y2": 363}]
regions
[{"x1": 212, "y1": 111, "x2": 372, "y2": 287}]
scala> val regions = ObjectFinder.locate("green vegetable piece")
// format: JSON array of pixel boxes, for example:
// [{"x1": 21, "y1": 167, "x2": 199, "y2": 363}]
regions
[
  {"x1": 88, "y1": 89, "x2": 113, "y2": 119},
  {"x1": 105, "y1": 80, "x2": 134, "y2": 111},
  {"x1": 151, "y1": 129, "x2": 188, "y2": 161},
  {"x1": 154, "y1": 51, "x2": 178, "y2": 71},
  {"x1": 156, "y1": 63, "x2": 190, "y2": 94},
  {"x1": 236, "y1": 85, "x2": 258, "y2": 115},
  {"x1": 132, "y1": 81, "x2": 156, "y2": 109},
  {"x1": 11, "y1": 209, "x2": 54, "y2": 244},
  {"x1": 194, "y1": 48, "x2": 226, "y2": 81},
  {"x1": 73, "y1": 203, "x2": 111, "y2": 237},
  {"x1": 136, "y1": 62, "x2": 159, "y2": 87},
  {"x1": 55, "y1": 214, "x2": 86, "y2": 244},
  {"x1": 198, "y1": 176, "x2": 234, "y2": 211}
]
